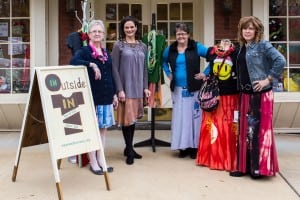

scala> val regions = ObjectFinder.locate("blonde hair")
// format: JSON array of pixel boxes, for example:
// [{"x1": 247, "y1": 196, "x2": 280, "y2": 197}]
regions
[{"x1": 237, "y1": 16, "x2": 264, "y2": 45}]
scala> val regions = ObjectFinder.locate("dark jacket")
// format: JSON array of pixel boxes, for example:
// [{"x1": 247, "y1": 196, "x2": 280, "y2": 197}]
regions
[
  {"x1": 167, "y1": 39, "x2": 204, "y2": 92},
  {"x1": 70, "y1": 46, "x2": 115, "y2": 105}
]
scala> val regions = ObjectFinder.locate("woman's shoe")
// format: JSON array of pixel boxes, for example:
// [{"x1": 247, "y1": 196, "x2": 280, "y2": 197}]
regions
[
  {"x1": 126, "y1": 155, "x2": 134, "y2": 165},
  {"x1": 178, "y1": 149, "x2": 188, "y2": 158},
  {"x1": 124, "y1": 148, "x2": 142, "y2": 159},
  {"x1": 99, "y1": 165, "x2": 114, "y2": 173},
  {"x1": 229, "y1": 171, "x2": 246, "y2": 177},
  {"x1": 89, "y1": 166, "x2": 104, "y2": 175},
  {"x1": 189, "y1": 148, "x2": 197, "y2": 159}
]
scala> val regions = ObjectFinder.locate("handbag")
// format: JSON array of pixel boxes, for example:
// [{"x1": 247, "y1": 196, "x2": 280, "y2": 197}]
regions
[
  {"x1": 198, "y1": 75, "x2": 219, "y2": 112},
  {"x1": 198, "y1": 56, "x2": 228, "y2": 112}
]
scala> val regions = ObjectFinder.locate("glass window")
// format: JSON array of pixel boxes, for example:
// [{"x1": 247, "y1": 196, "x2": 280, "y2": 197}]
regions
[
  {"x1": 289, "y1": 0, "x2": 300, "y2": 16},
  {"x1": 0, "y1": 1, "x2": 10, "y2": 18},
  {"x1": 182, "y1": 3, "x2": 193, "y2": 20},
  {"x1": 0, "y1": 0, "x2": 30, "y2": 94},
  {"x1": 169, "y1": 3, "x2": 180, "y2": 20},
  {"x1": 105, "y1": 3, "x2": 143, "y2": 53},
  {"x1": 106, "y1": 23, "x2": 117, "y2": 41},
  {"x1": 289, "y1": 18, "x2": 300, "y2": 41},
  {"x1": 118, "y1": 4, "x2": 129, "y2": 20},
  {"x1": 157, "y1": 22, "x2": 168, "y2": 38},
  {"x1": 157, "y1": 4, "x2": 167, "y2": 20},
  {"x1": 106, "y1": 4, "x2": 116, "y2": 20},
  {"x1": 269, "y1": 18, "x2": 287, "y2": 41},
  {"x1": 157, "y1": 2, "x2": 193, "y2": 45},
  {"x1": 269, "y1": 0, "x2": 286, "y2": 16},
  {"x1": 131, "y1": 4, "x2": 142, "y2": 21},
  {"x1": 12, "y1": 0, "x2": 29, "y2": 17}
]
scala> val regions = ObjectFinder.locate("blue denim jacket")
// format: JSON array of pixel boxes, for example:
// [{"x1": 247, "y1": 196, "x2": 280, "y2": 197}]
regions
[{"x1": 238, "y1": 40, "x2": 286, "y2": 90}]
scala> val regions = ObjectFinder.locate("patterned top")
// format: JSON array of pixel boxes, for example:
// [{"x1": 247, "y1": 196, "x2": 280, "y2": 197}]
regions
[{"x1": 111, "y1": 40, "x2": 148, "y2": 98}]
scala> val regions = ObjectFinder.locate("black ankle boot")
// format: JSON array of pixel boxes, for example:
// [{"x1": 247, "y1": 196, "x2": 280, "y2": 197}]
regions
[
  {"x1": 124, "y1": 148, "x2": 142, "y2": 159},
  {"x1": 126, "y1": 150, "x2": 134, "y2": 165}
]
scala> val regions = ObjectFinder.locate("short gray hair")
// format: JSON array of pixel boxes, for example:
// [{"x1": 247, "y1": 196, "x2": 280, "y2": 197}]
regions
[{"x1": 88, "y1": 20, "x2": 105, "y2": 33}]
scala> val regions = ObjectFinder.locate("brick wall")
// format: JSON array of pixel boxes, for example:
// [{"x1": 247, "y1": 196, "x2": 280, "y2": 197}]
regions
[
  {"x1": 59, "y1": 0, "x2": 82, "y2": 65},
  {"x1": 214, "y1": 0, "x2": 241, "y2": 43}
]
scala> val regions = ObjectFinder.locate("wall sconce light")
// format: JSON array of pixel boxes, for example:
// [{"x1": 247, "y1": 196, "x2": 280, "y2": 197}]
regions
[
  {"x1": 66, "y1": 0, "x2": 76, "y2": 13},
  {"x1": 222, "y1": 0, "x2": 233, "y2": 14}
]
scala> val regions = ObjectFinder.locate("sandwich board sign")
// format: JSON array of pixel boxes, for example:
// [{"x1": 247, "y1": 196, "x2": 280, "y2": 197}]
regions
[{"x1": 12, "y1": 66, "x2": 110, "y2": 200}]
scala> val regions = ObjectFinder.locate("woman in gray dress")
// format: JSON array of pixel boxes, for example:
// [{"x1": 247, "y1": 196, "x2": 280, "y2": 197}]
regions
[{"x1": 111, "y1": 16, "x2": 151, "y2": 165}]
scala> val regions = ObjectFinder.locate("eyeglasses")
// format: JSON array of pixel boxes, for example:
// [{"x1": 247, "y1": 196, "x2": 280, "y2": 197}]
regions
[
  {"x1": 176, "y1": 32, "x2": 188, "y2": 37},
  {"x1": 90, "y1": 30, "x2": 105, "y2": 34}
]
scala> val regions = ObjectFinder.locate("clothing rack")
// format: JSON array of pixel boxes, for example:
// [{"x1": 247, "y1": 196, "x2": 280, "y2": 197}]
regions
[
  {"x1": 134, "y1": 13, "x2": 170, "y2": 152},
  {"x1": 74, "y1": 0, "x2": 94, "y2": 33}
]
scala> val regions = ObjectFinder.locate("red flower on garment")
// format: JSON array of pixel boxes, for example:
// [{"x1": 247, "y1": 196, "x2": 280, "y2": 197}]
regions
[{"x1": 80, "y1": 32, "x2": 89, "y2": 43}]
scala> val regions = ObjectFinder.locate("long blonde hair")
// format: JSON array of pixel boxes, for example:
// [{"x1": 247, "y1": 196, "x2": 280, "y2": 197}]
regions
[{"x1": 237, "y1": 16, "x2": 264, "y2": 45}]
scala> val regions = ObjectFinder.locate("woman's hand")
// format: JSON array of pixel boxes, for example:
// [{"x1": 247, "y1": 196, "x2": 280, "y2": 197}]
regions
[
  {"x1": 90, "y1": 63, "x2": 101, "y2": 80},
  {"x1": 118, "y1": 90, "x2": 126, "y2": 102},
  {"x1": 113, "y1": 95, "x2": 118, "y2": 109},
  {"x1": 144, "y1": 89, "x2": 151, "y2": 98},
  {"x1": 253, "y1": 78, "x2": 270, "y2": 92},
  {"x1": 194, "y1": 72, "x2": 206, "y2": 80}
]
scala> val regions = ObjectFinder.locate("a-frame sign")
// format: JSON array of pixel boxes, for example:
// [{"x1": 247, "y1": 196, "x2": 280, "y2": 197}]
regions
[{"x1": 12, "y1": 66, "x2": 110, "y2": 200}]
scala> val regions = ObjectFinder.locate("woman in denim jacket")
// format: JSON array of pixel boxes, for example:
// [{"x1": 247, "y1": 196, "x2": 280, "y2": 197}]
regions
[{"x1": 230, "y1": 16, "x2": 286, "y2": 178}]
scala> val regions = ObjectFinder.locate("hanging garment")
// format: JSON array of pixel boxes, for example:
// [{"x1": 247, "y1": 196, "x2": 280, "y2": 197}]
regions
[{"x1": 142, "y1": 30, "x2": 166, "y2": 107}]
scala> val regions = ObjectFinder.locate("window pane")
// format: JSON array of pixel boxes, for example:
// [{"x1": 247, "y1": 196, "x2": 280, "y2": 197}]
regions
[
  {"x1": 269, "y1": 0, "x2": 286, "y2": 16},
  {"x1": 169, "y1": 3, "x2": 180, "y2": 20},
  {"x1": 0, "y1": 0, "x2": 10, "y2": 17},
  {"x1": 119, "y1": 4, "x2": 129, "y2": 20},
  {"x1": 289, "y1": 0, "x2": 300, "y2": 16},
  {"x1": 283, "y1": 69, "x2": 300, "y2": 92},
  {"x1": 106, "y1": 42, "x2": 114, "y2": 53},
  {"x1": 12, "y1": 19, "x2": 30, "y2": 42},
  {"x1": 0, "y1": 44, "x2": 11, "y2": 68},
  {"x1": 0, "y1": 69, "x2": 10, "y2": 93},
  {"x1": 0, "y1": 20, "x2": 10, "y2": 42},
  {"x1": 106, "y1": 23, "x2": 117, "y2": 40},
  {"x1": 289, "y1": 43, "x2": 300, "y2": 65},
  {"x1": 269, "y1": 18, "x2": 286, "y2": 41},
  {"x1": 12, "y1": 0, "x2": 29, "y2": 17},
  {"x1": 289, "y1": 18, "x2": 300, "y2": 41},
  {"x1": 170, "y1": 22, "x2": 178, "y2": 40},
  {"x1": 186, "y1": 22, "x2": 193, "y2": 38},
  {"x1": 272, "y1": 43, "x2": 287, "y2": 59},
  {"x1": 131, "y1": 4, "x2": 142, "y2": 21},
  {"x1": 182, "y1": 3, "x2": 193, "y2": 20},
  {"x1": 106, "y1": 4, "x2": 116, "y2": 20},
  {"x1": 12, "y1": 68, "x2": 28, "y2": 93},
  {"x1": 157, "y1": 22, "x2": 168, "y2": 38},
  {"x1": 157, "y1": 4, "x2": 168, "y2": 20}
]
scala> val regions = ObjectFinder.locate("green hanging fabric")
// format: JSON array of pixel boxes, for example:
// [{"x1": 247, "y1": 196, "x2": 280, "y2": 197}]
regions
[{"x1": 147, "y1": 30, "x2": 157, "y2": 74}]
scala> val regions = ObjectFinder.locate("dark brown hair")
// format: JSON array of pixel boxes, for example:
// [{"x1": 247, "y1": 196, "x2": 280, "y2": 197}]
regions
[{"x1": 119, "y1": 16, "x2": 141, "y2": 40}]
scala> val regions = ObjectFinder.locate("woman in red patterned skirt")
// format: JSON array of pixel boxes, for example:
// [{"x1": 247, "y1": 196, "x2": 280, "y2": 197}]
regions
[{"x1": 229, "y1": 16, "x2": 285, "y2": 178}]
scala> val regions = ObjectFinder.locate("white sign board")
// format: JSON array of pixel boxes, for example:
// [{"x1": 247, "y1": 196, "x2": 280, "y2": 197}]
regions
[{"x1": 36, "y1": 66, "x2": 101, "y2": 159}]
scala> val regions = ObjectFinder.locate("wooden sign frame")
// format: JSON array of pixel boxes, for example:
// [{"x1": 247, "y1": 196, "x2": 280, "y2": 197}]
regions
[{"x1": 12, "y1": 66, "x2": 110, "y2": 200}]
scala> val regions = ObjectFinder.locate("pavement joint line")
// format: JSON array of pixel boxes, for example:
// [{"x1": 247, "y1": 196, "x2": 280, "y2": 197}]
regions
[{"x1": 279, "y1": 171, "x2": 300, "y2": 198}]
